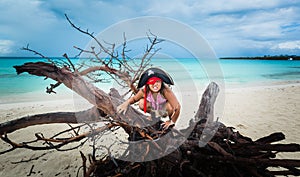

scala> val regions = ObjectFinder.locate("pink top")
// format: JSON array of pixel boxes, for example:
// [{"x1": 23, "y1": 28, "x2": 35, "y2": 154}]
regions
[{"x1": 146, "y1": 92, "x2": 167, "y2": 110}]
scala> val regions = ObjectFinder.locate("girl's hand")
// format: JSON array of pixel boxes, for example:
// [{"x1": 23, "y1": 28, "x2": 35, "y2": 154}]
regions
[
  {"x1": 162, "y1": 120, "x2": 175, "y2": 130},
  {"x1": 117, "y1": 101, "x2": 129, "y2": 115}
]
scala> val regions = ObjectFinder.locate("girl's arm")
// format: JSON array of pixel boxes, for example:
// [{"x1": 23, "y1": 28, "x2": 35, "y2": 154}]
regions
[
  {"x1": 163, "y1": 86, "x2": 181, "y2": 123},
  {"x1": 117, "y1": 89, "x2": 144, "y2": 114},
  {"x1": 128, "y1": 89, "x2": 144, "y2": 104}
]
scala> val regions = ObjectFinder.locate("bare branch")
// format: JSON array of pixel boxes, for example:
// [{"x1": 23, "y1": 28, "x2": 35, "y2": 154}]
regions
[
  {"x1": 22, "y1": 45, "x2": 54, "y2": 64},
  {"x1": 65, "y1": 14, "x2": 111, "y2": 56},
  {"x1": 0, "y1": 107, "x2": 101, "y2": 135},
  {"x1": 63, "y1": 53, "x2": 76, "y2": 71},
  {"x1": 0, "y1": 124, "x2": 112, "y2": 152},
  {"x1": 65, "y1": 15, "x2": 163, "y2": 94}
]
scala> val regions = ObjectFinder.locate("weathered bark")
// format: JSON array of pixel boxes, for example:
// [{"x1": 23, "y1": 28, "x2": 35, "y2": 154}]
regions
[
  {"x1": 13, "y1": 62, "x2": 150, "y2": 128},
  {"x1": 2, "y1": 61, "x2": 299, "y2": 176},
  {"x1": 87, "y1": 82, "x2": 300, "y2": 177},
  {"x1": 255, "y1": 132, "x2": 285, "y2": 144},
  {"x1": 0, "y1": 107, "x2": 101, "y2": 135},
  {"x1": 14, "y1": 62, "x2": 115, "y2": 115},
  {"x1": 194, "y1": 81, "x2": 219, "y2": 122}
]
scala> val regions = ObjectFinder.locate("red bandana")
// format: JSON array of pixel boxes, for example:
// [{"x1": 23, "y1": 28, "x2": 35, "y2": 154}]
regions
[
  {"x1": 146, "y1": 77, "x2": 161, "y2": 85},
  {"x1": 144, "y1": 77, "x2": 162, "y2": 113}
]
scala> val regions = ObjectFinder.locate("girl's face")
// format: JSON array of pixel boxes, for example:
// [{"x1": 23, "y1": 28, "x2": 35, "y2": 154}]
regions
[{"x1": 148, "y1": 80, "x2": 162, "y2": 93}]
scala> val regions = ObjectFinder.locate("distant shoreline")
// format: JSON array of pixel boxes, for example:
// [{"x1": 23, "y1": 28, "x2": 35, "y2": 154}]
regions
[
  {"x1": 1, "y1": 56, "x2": 300, "y2": 60},
  {"x1": 220, "y1": 55, "x2": 300, "y2": 60}
]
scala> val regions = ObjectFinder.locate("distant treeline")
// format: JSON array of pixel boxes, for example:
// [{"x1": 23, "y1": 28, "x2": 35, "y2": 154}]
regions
[{"x1": 220, "y1": 55, "x2": 300, "y2": 60}]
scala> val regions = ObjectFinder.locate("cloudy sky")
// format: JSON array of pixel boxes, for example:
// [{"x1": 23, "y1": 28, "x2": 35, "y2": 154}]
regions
[{"x1": 0, "y1": 0, "x2": 300, "y2": 58}]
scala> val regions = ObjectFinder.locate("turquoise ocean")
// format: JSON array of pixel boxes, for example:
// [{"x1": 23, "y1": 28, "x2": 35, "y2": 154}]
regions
[{"x1": 0, "y1": 57, "x2": 299, "y2": 99}]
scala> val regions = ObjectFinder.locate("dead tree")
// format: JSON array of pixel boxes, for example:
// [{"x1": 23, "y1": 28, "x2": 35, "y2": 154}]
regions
[
  {"x1": 1, "y1": 15, "x2": 300, "y2": 177},
  {"x1": 80, "y1": 82, "x2": 300, "y2": 177}
]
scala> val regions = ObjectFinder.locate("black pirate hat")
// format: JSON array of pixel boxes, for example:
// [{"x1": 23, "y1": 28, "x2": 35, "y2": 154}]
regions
[{"x1": 137, "y1": 67, "x2": 174, "y2": 88}]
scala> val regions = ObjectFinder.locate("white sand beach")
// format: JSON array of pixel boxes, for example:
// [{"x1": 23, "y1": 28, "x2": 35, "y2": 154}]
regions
[{"x1": 0, "y1": 81, "x2": 299, "y2": 176}]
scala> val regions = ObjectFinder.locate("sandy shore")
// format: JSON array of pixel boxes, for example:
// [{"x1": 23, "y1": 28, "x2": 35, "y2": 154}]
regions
[
  {"x1": 0, "y1": 81, "x2": 299, "y2": 176},
  {"x1": 222, "y1": 83, "x2": 300, "y2": 143}
]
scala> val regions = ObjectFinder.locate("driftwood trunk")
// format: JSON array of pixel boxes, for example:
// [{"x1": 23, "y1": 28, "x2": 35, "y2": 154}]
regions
[
  {"x1": 85, "y1": 82, "x2": 300, "y2": 177},
  {"x1": 0, "y1": 62, "x2": 151, "y2": 133},
  {"x1": 1, "y1": 62, "x2": 299, "y2": 176}
]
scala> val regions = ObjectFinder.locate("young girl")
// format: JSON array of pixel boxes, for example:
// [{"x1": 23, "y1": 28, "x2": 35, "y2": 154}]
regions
[{"x1": 117, "y1": 67, "x2": 181, "y2": 129}]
